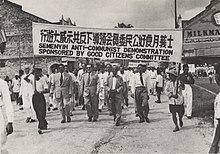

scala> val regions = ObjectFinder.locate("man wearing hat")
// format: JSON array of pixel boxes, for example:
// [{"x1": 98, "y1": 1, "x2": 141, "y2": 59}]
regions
[
  {"x1": 166, "y1": 68, "x2": 185, "y2": 132},
  {"x1": 11, "y1": 73, "x2": 21, "y2": 105}
]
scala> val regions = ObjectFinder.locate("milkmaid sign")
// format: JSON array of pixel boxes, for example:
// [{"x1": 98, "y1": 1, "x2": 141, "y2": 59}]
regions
[
  {"x1": 183, "y1": 2, "x2": 220, "y2": 57},
  {"x1": 32, "y1": 22, "x2": 183, "y2": 63}
]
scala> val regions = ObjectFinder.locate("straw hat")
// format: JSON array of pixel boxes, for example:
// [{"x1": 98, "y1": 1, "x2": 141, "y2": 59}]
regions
[{"x1": 167, "y1": 69, "x2": 178, "y2": 76}]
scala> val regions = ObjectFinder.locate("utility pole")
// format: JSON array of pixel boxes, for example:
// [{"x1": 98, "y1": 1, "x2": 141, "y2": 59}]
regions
[{"x1": 174, "y1": 0, "x2": 178, "y2": 28}]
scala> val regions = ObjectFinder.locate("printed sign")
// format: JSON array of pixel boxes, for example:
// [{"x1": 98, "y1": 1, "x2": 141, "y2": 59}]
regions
[{"x1": 32, "y1": 23, "x2": 183, "y2": 63}]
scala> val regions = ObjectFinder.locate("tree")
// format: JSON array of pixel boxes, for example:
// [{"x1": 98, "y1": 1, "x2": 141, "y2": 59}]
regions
[{"x1": 114, "y1": 23, "x2": 134, "y2": 28}]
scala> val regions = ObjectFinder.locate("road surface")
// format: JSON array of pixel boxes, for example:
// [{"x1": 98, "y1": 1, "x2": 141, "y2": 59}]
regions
[{"x1": 7, "y1": 94, "x2": 213, "y2": 154}]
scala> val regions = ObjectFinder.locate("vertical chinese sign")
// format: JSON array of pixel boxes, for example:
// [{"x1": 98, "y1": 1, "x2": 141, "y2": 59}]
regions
[{"x1": 33, "y1": 22, "x2": 182, "y2": 63}]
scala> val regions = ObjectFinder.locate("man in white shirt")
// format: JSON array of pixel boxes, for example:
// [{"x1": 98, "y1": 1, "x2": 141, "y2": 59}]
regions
[
  {"x1": 118, "y1": 66, "x2": 129, "y2": 108},
  {"x1": 149, "y1": 67, "x2": 157, "y2": 95},
  {"x1": 97, "y1": 65, "x2": 108, "y2": 112},
  {"x1": 155, "y1": 68, "x2": 164, "y2": 103},
  {"x1": 19, "y1": 65, "x2": 36, "y2": 123},
  {"x1": 131, "y1": 64, "x2": 150, "y2": 123},
  {"x1": 106, "y1": 65, "x2": 123, "y2": 126},
  {"x1": 48, "y1": 68, "x2": 58, "y2": 111},
  {"x1": 77, "y1": 64, "x2": 86, "y2": 109},
  {"x1": 11, "y1": 73, "x2": 21, "y2": 105},
  {"x1": 0, "y1": 78, "x2": 14, "y2": 153},
  {"x1": 105, "y1": 64, "x2": 113, "y2": 113},
  {"x1": 27, "y1": 68, "x2": 48, "y2": 134}
]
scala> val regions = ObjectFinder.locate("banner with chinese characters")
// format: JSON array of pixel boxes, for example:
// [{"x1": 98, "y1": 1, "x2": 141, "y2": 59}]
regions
[{"x1": 32, "y1": 22, "x2": 183, "y2": 62}]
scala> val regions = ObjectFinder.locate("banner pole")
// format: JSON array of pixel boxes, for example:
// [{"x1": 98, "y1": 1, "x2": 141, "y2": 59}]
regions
[{"x1": 33, "y1": 55, "x2": 36, "y2": 93}]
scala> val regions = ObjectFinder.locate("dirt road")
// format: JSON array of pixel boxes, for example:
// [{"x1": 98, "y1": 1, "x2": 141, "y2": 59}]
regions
[{"x1": 7, "y1": 94, "x2": 213, "y2": 154}]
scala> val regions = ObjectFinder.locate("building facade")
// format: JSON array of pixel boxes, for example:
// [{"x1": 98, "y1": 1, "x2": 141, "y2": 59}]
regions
[
  {"x1": 0, "y1": 0, "x2": 77, "y2": 78},
  {"x1": 183, "y1": 0, "x2": 220, "y2": 64}
]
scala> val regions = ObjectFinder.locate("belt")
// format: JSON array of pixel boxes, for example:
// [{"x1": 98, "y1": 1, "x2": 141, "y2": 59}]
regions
[{"x1": 135, "y1": 86, "x2": 145, "y2": 89}]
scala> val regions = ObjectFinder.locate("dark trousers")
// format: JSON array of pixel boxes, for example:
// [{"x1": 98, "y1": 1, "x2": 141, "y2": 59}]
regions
[
  {"x1": 85, "y1": 90, "x2": 99, "y2": 120},
  {"x1": 122, "y1": 82, "x2": 128, "y2": 107},
  {"x1": 32, "y1": 93, "x2": 48, "y2": 129},
  {"x1": 13, "y1": 92, "x2": 19, "y2": 105},
  {"x1": 18, "y1": 97, "x2": 23, "y2": 106},
  {"x1": 110, "y1": 90, "x2": 122, "y2": 117},
  {"x1": 209, "y1": 120, "x2": 220, "y2": 153},
  {"x1": 135, "y1": 87, "x2": 149, "y2": 120}
]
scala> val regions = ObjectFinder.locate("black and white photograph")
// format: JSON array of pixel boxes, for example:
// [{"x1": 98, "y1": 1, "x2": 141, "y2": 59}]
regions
[{"x1": 0, "y1": 0, "x2": 220, "y2": 153}]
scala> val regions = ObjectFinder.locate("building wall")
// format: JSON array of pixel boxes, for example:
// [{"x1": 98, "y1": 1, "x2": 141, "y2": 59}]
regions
[
  {"x1": 0, "y1": 0, "x2": 62, "y2": 79},
  {"x1": 183, "y1": 1, "x2": 220, "y2": 60}
]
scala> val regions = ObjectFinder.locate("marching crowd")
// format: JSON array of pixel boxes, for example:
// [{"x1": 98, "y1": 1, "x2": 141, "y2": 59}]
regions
[
  {"x1": 6, "y1": 63, "x2": 194, "y2": 131},
  {"x1": 0, "y1": 62, "x2": 197, "y2": 153}
]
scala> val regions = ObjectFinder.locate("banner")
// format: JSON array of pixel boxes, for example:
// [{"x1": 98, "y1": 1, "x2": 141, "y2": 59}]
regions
[{"x1": 32, "y1": 23, "x2": 183, "y2": 63}]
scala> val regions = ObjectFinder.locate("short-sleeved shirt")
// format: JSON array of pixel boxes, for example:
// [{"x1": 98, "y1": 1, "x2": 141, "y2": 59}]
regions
[
  {"x1": 166, "y1": 80, "x2": 184, "y2": 105},
  {"x1": 156, "y1": 74, "x2": 163, "y2": 88}
]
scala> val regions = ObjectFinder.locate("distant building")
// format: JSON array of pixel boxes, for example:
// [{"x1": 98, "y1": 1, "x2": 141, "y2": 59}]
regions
[
  {"x1": 0, "y1": 0, "x2": 77, "y2": 78},
  {"x1": 183, "y1": 0, "x2": 220, "y2": 64}
]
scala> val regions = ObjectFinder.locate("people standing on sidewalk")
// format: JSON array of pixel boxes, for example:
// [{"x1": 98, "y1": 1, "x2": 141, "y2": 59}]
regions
[
  {"x1": 131, "y1": 64, "x2": 150, "y2": 123},
  {"x1": 106, "y1": 65, "x2": 123, "y2": 126},
  {"x1": 19, "y1": 65, "x2": 36, "y2": 123},
  {"x1": 11, "y1": 73, "x2": 21, "y2": 105},
  {"x1": 118, "y1": 66, "x2": 129, "y2": 108},
  {"x1": 50, "y1": 64, "x2": 73, "y2": 123},
  {"x1": 179, "y1": 64, "x2": 195, "y2": 119},
  {"x1": 81, "y1": 64, "x2": 99, "y2": 122},
  {"x1": 0, "y1": 78, "x2": 14, "y2": 154},
  {"x1": 155, "y1": 68, "x2": 163, "y2": 104},
  {"x1": 166, "y1": 69, "x2": 185, "y2": 132},
  {"x1": 209, "y1": 63, "x2": 220, "y2": 153}
]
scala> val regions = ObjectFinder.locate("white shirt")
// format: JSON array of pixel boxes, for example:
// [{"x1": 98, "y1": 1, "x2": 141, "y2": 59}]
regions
[
  {"x1": 131, "y1": 73, "x2": 148, "y2": 94},
  {"x1": 12, "y1": 78, "x2": 21, "y2": 93},
  {"x1": 156, "y1": 74, "x2": 163, "y2": 88},
  {"x1": 165, "y1": 80, "x2": 184, "y2": 105},
  {"x1": 19, "y1": 74, "x2": 34, "y2": 97},
  {"x1": 118, "y1": 72, "x2": 129, "y2": 82},
  {"x1": 35, "y1": 78, "x2": 48, "y2": 92},
  {"x1": 41, "y1": 74, "x2": 49, "y2": 84},
  {"x1": 150, "y1": 70, "x2": 157, "y2": 79},
  {"x1": 112, "y1": 77, "x2": 117, "y2": 90},
  {"x1": 98, "y1": 73, "x2": 108, "y2": 88},
  {"x1": 0, "y1": 79, "x2": 14, "y2": 122},
  {"x1": 214, "y1": 93, "x2": 220, "y2": 120},
  {"x1": 49, "y1": 73, "x2": 54, "y2": 84},
  {"x1": 69, "y1": 72, "x2": 77, "y2": 83},
  {"x1": 77, "y1": 69, "x2": 84, "y2": 81}
]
